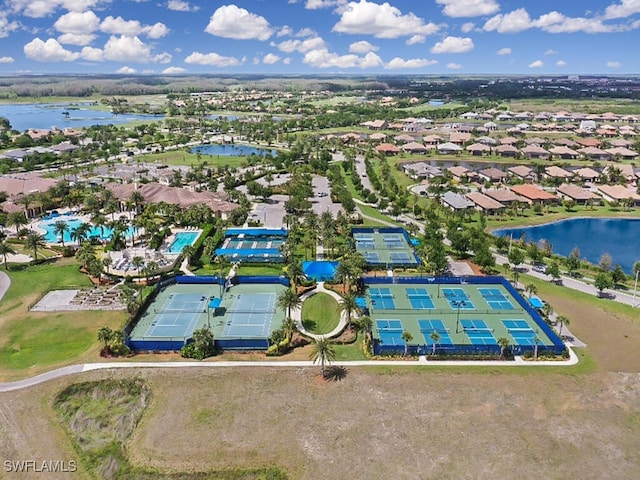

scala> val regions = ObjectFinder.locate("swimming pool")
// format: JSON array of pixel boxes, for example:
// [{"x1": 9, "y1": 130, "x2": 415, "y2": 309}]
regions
[
  {"x1": 167, "y1": 231, "x2": 200, "y2": 253},
  {"x1": 38, "y1": 217, "x2": 136, "y2": 243}
]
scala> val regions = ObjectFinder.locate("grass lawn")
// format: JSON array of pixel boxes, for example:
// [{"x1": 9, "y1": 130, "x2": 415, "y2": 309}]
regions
[
  {"x1": 0, "y1": 258, "x2": 126, "y2": 380},
  {"x1": 135, "y1": 149, "x2": 254, "y2": 168},
  {"x1": 301, "y1": 292, "x2": 341, "y2": 335}
]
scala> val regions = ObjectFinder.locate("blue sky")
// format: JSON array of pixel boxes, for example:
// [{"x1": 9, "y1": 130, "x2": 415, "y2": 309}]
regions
[{"x1": 0, "y1": 0, "x2": 639, "y2": 75}]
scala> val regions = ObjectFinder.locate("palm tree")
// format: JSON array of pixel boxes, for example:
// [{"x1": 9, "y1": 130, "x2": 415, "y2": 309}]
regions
[
  {"x1": 276, "y1": 288, "x2": 302, "y2": 319},
  {"x1": 401, "y1": 330, "x2": 414, "y2": 356},
  {"x1": 339, "y1": 290, "x2": 359, "y2": 330},
  {"x1": 356, "y1": 315, "x2": 372, "y2": 343},
  {"x1": 497, "y1": 336, "x2": 510, "y2": 359},
  {"x1": 181, "y1": 245, "x2": 195, "y2": 266},
  {"x1": 71, "y1": 222, "x2": 91, "y2": 244},
  {"x1": 557, "y1": 315, "x2": 570, "y2": 336},
  {"x1": 97, "y1": 326, "x2": 113, "y2": 348},
  {"x1": 7, "y1": 211, "x2": 28, "y2": 236},
  {"x1": 429, "y1": 331, "x2": 441, "y2": 355},
  {"x1": 309, "y1": 337, "x2": 336, "y2": 378},
  {"x1": 286, "y1": 260, "x2": 306, "y2": 291},
  {"x1": 132, "y1": 255, "x2": 145, "y2": 276},
  {"x1": 53, "y1": 220, "x2": 69, "y2": 246},
  {"x1": 25, "y1": 232, "x2": 46, "y2": 261},
  {"x1": 0, "y1": 240, "x2": 16, "y2": 270},
  {"x1": 525, "y1": 283, "x2": 537, "y2": 298},
  {"x1": 281, "y1": 317, "x2": 297, "y2": 342}
]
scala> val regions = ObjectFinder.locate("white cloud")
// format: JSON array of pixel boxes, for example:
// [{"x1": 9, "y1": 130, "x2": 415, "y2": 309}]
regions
[
  {"x1": 10, "y1": 0, "x2": 102, "y2": 18},
  {"x1": 333, "y1": 0, "x2": 440, "y2": 38},
  {"x1": 436, "y1": 0, "x2": 500, "y2": 18},
  {"x1": 54, "y1": 11, "x2": 100, "y2": 35},
  {"x1": 607, "y1": 61, "x2": 622, "y2": 68},
  {"x1": 184, "y1": 51, "x2": 244, "y2": 67},
  {"x1": 303, "y1": 47, "x2": 383, "y2": 68},
  {"x1": 103, "y1": 35, "x2": 152, "y2": 62},
  {"x1": 274, "y1": 36, "x2": 326, "y2": 53},
  {"x1": 556, "y1": 60, "x2": 566, "y2": 67},
  {"x1": 295, "y1": 28, "x2": 317, "y2": 38},
  {"x1": 460, "y1": 22, "x2": 475, "y2": 33},
  {"x1": 0, "y1": 15, "x2": 20, "y2": 38},
  {"x1": 23, "y1": 37, "x2": 80, "y2": 62},
  {"x1": 385, "y1": 57, "x2": 438, "y2": 69},
  {"x1": 496, "y1": 47, "x2": 511, "y2": 55},
  {"x1": 100, "y1": 16, "x2": 169, "y2": 39},
  {"x1": 406, "y1": 35, "x2": 425, "y2": 45},
  {"x1": 205, "y1": 5, "x2": 273, "y2": 41},
  {"x1": 263, "y1": 53, "x2": 281, "y2": 64},
  {"x1": 277, "y1": 26, "x2": 293, "y2": 37},
  {"x1": 348, "y1": 40, "x2": 378, "y2": 54},
  {"x1": 80, "y1": 46, "x2": 103, "y2": 61},
  {"x1": 529, "y1": 60, "x2": 543, "y2": 68},
  {"x1": 431, "y1": 36, "x2": 474, "y2": 54},
  {"x1": 117, "y1": 66, "x2": 137, "y2": 74},
  {"x1": 167, "y1": 1, "x2": 199, "y2": 12},
  {"x1": 58, "y1": 33, "x2": 96, "y2": 46},
  {"x1": 283, "y1": 57, "x2": 291, "y2": 64},
  {"x1": 447, "y1": 62, "x2": 462, "y2": 69},
  {"x1": 305, "y1": 0, "x2": 347, "y2": 9},
  {"x1": 604, "y1": 0, "x2": 640, "y2": 20},
  {"x1": 0, "y1": 56, "x2": 14, "y2": 63},
  {"x1": 484, "y1": 8, "x2": 532, "y2": 33},
  {"x1": 544, "y1": 49, "x2": 557, "y2": 55},
  {"x1": 163, "y1": 66, "x2": 187, "y2": 73}
]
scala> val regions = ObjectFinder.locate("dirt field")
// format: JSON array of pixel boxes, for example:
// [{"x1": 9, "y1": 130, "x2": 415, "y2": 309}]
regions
[{"x1": 1, "y1": 367, "x2": 638, "y2": 480}]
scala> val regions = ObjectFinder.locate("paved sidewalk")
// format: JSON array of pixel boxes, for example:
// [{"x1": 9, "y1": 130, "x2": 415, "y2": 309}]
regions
[
  {"x1": 0, "y1": 271, "x2": 9, "y2": 304},
  {"x1": 0, "y1": 347, "x2": 580, "y2": 393}
]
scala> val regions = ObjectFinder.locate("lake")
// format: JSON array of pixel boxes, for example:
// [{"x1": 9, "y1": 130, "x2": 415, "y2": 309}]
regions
[
  {"x1": 494, "y1": 217, "x2": 640, "y2": 274},
  {"x1": 0, "y1": 103, "x2": 163, "y2": 131},
  {"x1": 191, "y1": 144, "x2": 278, "y2": 157}
]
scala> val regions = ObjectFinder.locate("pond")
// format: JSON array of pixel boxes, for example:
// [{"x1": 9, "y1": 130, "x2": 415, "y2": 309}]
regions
[
  {"x1": 0, "y1": 103, "x2": 164, "y2": 132},
  {"x1": 493, "y1": 217, "x2": 640, "y2": 274},
  {"x1": 191, "y1": 144, "x2": 278, "y2": 157}
]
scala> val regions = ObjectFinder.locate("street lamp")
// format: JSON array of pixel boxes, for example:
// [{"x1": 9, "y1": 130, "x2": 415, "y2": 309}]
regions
[{"x1": 453, "y1": 300, "x2": 467, "y2": 333}]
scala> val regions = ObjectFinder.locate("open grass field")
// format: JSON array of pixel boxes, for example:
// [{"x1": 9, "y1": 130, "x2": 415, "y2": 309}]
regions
[
  {"x1": 0, "y1": 258, "x2": 126, "y2": 381},
  {"x1": 300, "y1": 292, "x2": 340, "y2": 335},
  {"x1": 137, "y1": 150, "x2": 251, "y2": 168}
]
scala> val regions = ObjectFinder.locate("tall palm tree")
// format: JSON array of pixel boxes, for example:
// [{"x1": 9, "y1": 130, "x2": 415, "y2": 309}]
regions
[
  {"x1": 0, "y1": 240, "x2": 16, "y2": 270},
  {"x1": 71, "y1": 222, "x2": 91, "y2": 245},
  {"x1": 281, "y1": 317, "x2": 297, "y2": 342},
  {"x1": 26, "y1": 232, "x2": 46, "y2": 261},
  {"x1": 525, "y1": 283, "x2": 537, "y2": 298},
  {"x1": 429, "y1": 331, "x2": 441, "y2": 355},
  {"x1": 132, "y1": 256, "x2": 145, "y2": 277},
  {"x1": 339, "y1": 290, "x2": 359, "y2": 330},
  {"x1": 53, "y1": 220, "x2": 69, "y2": 246},
  {"x1": 356, "y1": 315, "x2": 372, "y2": 343},
  {"x1": 286, "y1": 260, "x2": 306, "y2": 290},
  {"x1": 557, "y1": 315, "x2": 570, "y2": 336},
  {"x1": 7, "y1": 211, "x2": 28, "y2": 236},
  {"x1": 401, "y1": 330, "x2": 414, "y2": 356},
  {"x1": 497, "y1": 336, "x2": 510, "y2": 359},
  {"x1": 309, "y1": 337, "x2": 336, "y2": 378},
  {"x1": 97, "y1": 326, "x2": 113, "y2": 349},
  {"x1": 276, "y1": 288, "x2": 302, "y2": 319}
]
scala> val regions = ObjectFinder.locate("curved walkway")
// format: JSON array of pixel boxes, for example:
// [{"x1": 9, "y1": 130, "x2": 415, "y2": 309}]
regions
[
  {"x1": 0, "y1": 271, "x2": 9, "y2": 304},
  {"x1": 291, "y1": 282, "x2": 348, "y2": 340},
  {"x1": 0, "y1": 347, "x2": 579, "y2": 393}
]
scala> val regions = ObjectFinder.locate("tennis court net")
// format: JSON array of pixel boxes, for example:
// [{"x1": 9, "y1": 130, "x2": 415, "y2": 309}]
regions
[
  {"x1": 154, "y1": 308, "x2": 206, "y2": 314},
  {"x1": 225, "y1": 308, "x2": 276, "y2": 314}
]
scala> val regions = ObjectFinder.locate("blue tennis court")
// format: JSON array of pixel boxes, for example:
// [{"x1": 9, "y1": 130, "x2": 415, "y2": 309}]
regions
[
  {"x1": 364, "y1": 252, "x2": 380, "y2": 262},
  {"x1": 442, "y1": 288, "x2": 475, "y2": 310},
  {"x1": 461, "y1": 319, "x2": 497, "y2": 345},
  {"x1": 376, "y1": 319, "x2": 405, "y2": 346},
  {"x1": 503, "y1": 319, "x2": 538, "y2": 346},
  {"x1": 405, "y1": 287, "x2": 434, "y2": 309},
  {"x1": 390, "y1": 252, "x2": 412, "y2": 262},
  {"x1": 479, "y1": 288, "x2": 515, "y2": 310},
  {"x1": 221, "y1": 293, "x2": 276, "y2": 337},
  {"x1": 419, "y1": 319, "x2": 453, "y2": 345},
  {"x1": 144, "y1": 293, "x2": 208, "y2": 338},
  {"x1": 370, "y1": 287, "x2": 396, "y2": 309}
]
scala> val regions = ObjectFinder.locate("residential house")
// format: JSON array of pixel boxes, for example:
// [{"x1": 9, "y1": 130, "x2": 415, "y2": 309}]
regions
[
  {"x1": 572, "y1": 167, "x2": 601, "y2": 183},
  {"x1": 544, "y1": 166, "x2": 574, "y2": 181},
  {"x1": 606, "y1": 147, "x2": 638, "y2": 161},
  {"x1": 402, "y1": 142, "x2": 429, "y2": 154},
  {"x1": 597, "y1": 184, "x2": 640, "y2": 205},
  {"x1": 549, "y1": 146, "x2": 579, "y2": 160},
  {"x1": 578, "y1": 146, "x2": 612, "y2": 161},
  {"x1": 375, "y1": 143, "x2": 400, "y2": 155},
  {"x1": 510, "y1": 184, "x2": 559, "y2": 205},
  {"x1": 477, "y1": 167, "x2": 507, "y2": 184},
  {"x1": 556, "y1": 184, "x2": 601, "y2": 205},
  {"x1": 436, "y1": 142, "x2": 463, "y2": 155},
  {"x1": 465, "y1": 191, "x2": 505, "y2": 214},
  {"x1": 521, "y1": 144, "x2": 550, "y2": 160},
  {"x1": 466, "y1": 143, "x2": 492, "y2": 156},
  {"x1": 449, "y1": 132, "x2": 472, "y2": 145},
  {"x1": 494, "y1": 144, "x2": 519, "y2": 158},
  {"x1": 484, "y1": 188, "x2": 527, "y2": 206},
  {"x1": 507, "y1": 165, "x2": 536, "y2": 183},
  {"x1": 402, "y1": 162, "x2": 442, "y2": 180},
  {"x1": 441, "y1": 191, "x2": 475, "y2": 211}
]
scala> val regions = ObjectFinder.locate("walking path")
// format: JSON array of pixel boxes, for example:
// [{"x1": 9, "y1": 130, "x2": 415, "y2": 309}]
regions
[
  {"x1": 0, "y1": 271, "x2": 9, "y2": 304},
  {"x1": 0, "y1": 347, "x2": 579, "y2": 393},
  {"x1": 291, "y1": 282, "x2": 348, "y2": 340}
]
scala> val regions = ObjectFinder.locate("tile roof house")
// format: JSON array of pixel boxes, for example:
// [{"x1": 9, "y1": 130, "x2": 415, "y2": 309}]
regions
[
  {"x1": 549, "y1": 146, "x2": 580, "y2": 160},
  {"x1": 544, "y1": 166, "x2": 574, "y2": 181},
  {"x1": 521, "y1": 144, "x2": 550, "y2": 160},
  {"x1": 484, "y1": 188, "x2": 526, "y2": 205},
  {"x1": 477, "y1": 167, "x2": 507, "y2": 183},
  {"x1": 441, "y1": 191, "x2": 474, "y2": 211},
  {"x1": 466, "y1": 142, "x2": 492, "y2": 156},
  {"x1": 556, "y1": 184, "x2": 601, "y2": 205},
  {"x1": 605, "y1": 147, "x2": 638, "y2": 160},
  {"x1": 402, "y1": 162, "x2": 442, "y2": 180},
  {"x1": 375, "y1": 143, "x2": 400, "y2": 155},
  {"x1": 572, "y1": 167, "x2": 601, "y2": 182},
  {"x1": 465, "y1": 191, "x2": 505, "y2": 213},
  {"x1": 436, "y1": 142, "x2": 463, "y2": 154},
  {"x1": 510, "y1": 184, "x2": 559, "y2": 204},
  {"x1": 494, "y1": 144, "x2": 519, "y2": 157},
  {"x1": 578, "y1": 146, "x2": 612, "y2": 161},
  {"x1": 401, "y1": 142, "x2": 429, "y2": 154},
  {"x1": 597, "y1": 185, "x2": 640, "y2": 205},
  {"x1": 507, "y1": 165, "x2": 536, "y2": 183}
]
